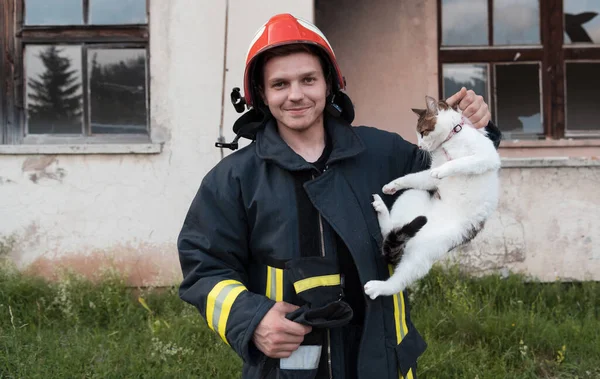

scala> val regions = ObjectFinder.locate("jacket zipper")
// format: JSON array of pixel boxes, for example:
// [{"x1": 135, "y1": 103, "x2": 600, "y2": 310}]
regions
[{"x1": 314, "y1": 168, "x2": 333, "y2": 379}]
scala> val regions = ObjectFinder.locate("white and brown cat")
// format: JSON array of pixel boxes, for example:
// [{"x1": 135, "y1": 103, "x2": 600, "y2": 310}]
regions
[{"x1": 364, "y1": 96, "x2": 501, "y2": 299}]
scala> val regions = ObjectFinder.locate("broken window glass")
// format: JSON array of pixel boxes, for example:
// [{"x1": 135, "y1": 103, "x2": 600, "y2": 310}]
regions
[
  {"x1": 88, "y1": 49, "x2": 148, "y2": 134},
  {"x1": 564, "y1": 0, "x2": 600, "y2": 44},
  {"x1": 495, "y1": 63, "x2": 542, "y2": 136},
  {"x1": 566, "y1": 62, "x2": 600, "y2": 131}
]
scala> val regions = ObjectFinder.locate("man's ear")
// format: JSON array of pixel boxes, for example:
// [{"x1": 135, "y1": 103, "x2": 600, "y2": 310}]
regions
[{"x1": 411, "y1": 108, "x2": 426, "y2": 117}]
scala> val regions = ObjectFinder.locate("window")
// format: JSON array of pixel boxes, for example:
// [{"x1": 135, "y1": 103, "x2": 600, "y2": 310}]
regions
[
  {"x1": 0, "y1": 0, "x2": 149, "y2": 145},
  {"x1": 438, "y1": 0, "x2": 600, "y2": 140}
]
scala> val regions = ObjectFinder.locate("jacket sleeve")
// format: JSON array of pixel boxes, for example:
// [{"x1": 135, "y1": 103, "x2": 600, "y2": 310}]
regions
[
  {"x1": 177, "y1": 166, "x2": 275, "y2": 365},
  {"x1": 397, "y1": 120, "x2": 503, "y2": 174},
  {"x1": 484, "y1": 120, "x2": 502, "y2": 149}
]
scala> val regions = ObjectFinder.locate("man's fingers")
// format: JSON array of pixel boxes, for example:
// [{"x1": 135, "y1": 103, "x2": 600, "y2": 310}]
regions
[
  {"x1": 468, "y1": 105, "x2": 487, "y2": 127},
  {"x1": 275, "y1": 301, "x2": 300, "y2": 313},
  {"x1": 446, "y1": 87, "x2": 467, "y2": 107},
  {"x1": 270, "y1": 345, "x2": 302, "y2": 358},
  {"x1": 268, "y1": 332, "x2": 304, "y2": 345},
  {"x1": 463, "y1": 103, "x2": 480, "y2": 122},
  {"x1": 281, "y1": 317, "x2": 312, "y2": 336}
]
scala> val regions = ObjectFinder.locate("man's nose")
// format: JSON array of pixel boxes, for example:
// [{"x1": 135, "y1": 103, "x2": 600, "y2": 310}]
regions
[{"x1": 288, "y1": 82, "x2": 304, "y2": 101}]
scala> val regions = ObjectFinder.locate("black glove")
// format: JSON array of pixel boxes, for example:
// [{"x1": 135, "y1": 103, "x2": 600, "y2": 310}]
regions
[{"x1": 284, "y1": 257, "x2": 353, "y2": 328}]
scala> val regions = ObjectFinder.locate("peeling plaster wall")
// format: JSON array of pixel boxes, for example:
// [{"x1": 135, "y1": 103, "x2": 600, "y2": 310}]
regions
[
  {"x1": 1, "y1": 0, "x2": 598, "y2": 285},
  {"x1": 453, "y1": 167, "x2": 600, "y2": 281},
  {"x1": 0, "y1": 0, "x2": 313, "y2": 286}
]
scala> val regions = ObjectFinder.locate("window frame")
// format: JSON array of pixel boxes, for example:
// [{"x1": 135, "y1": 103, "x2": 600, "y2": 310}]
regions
[
  {"x1": 437, "y1": 0, "x2": 600, "y2": 140},
  {"x1": 0, "y1": 0, "x2": 150, "y2": 145}
]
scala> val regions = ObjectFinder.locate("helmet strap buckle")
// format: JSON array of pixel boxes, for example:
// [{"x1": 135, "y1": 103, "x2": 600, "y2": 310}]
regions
[{"x1": 326, "y1": 93, "x2": 342, "y2": 118}]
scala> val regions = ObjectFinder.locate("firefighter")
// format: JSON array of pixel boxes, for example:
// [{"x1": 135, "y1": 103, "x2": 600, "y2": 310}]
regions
[{"x1": 178, "y1": 13, "x2": 498, "y2": 379}]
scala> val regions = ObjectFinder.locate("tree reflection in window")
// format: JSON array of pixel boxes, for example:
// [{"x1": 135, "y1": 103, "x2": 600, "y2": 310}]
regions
[{"x1": 26, "y1": 46, "x2": 82, "y2": 134}]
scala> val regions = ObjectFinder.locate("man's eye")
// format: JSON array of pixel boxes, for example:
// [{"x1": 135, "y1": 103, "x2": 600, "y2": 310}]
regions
[
  {"x1": 272, "y1": 82, "x2": 284, "y2": 88},
  {"x1": 304, "y1": 77, "x2": 315, "y2": 84}
]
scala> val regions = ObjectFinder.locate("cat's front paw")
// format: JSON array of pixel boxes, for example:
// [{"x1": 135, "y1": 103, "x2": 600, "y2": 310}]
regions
[
  {"x1": 371, "y1": 194, "x2": 387, "y2": 214},
  {"x1": 364, "y1": 280, "x2": 387, "y2": 300},
  {"x1": 382, "y1": 179, "x2": 405, "y2": 195},
  {"x1": 430, "y1": 167, "x2": 450, "y2": 179}
]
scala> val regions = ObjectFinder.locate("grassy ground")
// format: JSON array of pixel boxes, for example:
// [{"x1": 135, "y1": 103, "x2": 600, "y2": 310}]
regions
[{"x1": 1, "y1": 260, "x2": 599, "y2": 379}]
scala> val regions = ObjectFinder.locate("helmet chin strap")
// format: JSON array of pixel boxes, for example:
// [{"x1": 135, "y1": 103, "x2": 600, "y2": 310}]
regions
[{"x1": 325, "y1": 93, "x2": 342, "y2": 118}]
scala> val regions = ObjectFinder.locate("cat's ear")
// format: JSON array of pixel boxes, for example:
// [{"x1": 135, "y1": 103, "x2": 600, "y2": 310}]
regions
[
  {"x1": 425, "y1": 96, "x2": 438, "y2": 114},
  {"x1": 411, "y1": 108, "x2": 426, "y2": 117}
]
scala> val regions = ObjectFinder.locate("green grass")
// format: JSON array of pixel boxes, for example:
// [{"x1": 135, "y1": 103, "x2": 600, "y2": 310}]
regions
[{"x1": 0, "y1": 260, "x2": 599, "y2": 379}]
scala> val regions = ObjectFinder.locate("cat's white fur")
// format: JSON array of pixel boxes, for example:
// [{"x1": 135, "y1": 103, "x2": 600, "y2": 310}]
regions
[{"x1": 364, "y1": 98, "x2": 500, "y2": 299}]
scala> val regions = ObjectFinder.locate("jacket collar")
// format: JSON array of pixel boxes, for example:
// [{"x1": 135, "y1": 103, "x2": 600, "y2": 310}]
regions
[{"x1": 255, "y1": 114, "x2": 365, "y2": 171}]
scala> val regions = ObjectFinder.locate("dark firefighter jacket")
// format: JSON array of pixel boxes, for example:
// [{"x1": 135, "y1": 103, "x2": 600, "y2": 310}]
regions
[{"x1": 178, "y1": 114, "x2": 501, "y2": 379}]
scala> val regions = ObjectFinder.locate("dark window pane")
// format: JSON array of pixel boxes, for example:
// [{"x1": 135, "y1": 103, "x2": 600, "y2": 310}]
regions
[
  {"x1": 566, "y1": 62, "x2": 600, "y2": 131},
  {"x1": 25, "y1": 45, "x2": 83, "y2": 134},
  {"x1": 442, "y1": 0, "x2": 488, "y2": 46},
  {"x1": 564, "y1": 0, "x2": 600, "y2": 44},
  {"x1": 25, "y1": 0, "x2": 83, "y2": 25},
  {"x1": 494, "y1": 0, "x2": 540, "y2": 45},
  {"x1": 90, "y1": 0, "x2": 147, "y2": 25},
  {"x1": 89, "y1": 49, "x2": 147, "y2": 134},
  {"x1": 443, "y1": 64, "x2": 488, "y2": 104},
  {"x1": 495, "y1": 63, "x2": 542, "y2": 136}
]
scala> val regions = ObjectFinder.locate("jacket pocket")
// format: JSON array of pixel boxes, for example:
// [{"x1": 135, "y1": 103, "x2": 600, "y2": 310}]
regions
[
  {"x1": 260, "y1": 345, "x2": 322, "y2": 379},
  {"x1": 392, "y1": 327, "x2": 427, "y2": 378}
]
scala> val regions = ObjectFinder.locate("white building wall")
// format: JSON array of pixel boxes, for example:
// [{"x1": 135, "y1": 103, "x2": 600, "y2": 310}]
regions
[
  {"x1": 1, "y1": 0, "x2": 598, "y2": 285},
  {"x1": 0, "y1": 0, "x2": 313, "y2": 286}
]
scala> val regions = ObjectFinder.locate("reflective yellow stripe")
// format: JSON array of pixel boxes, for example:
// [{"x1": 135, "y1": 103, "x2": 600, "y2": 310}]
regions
[
  {"x1": 217, "y1": 285, "x2": 247, "y2": 344},
  {"x1": 392, "y1": 287, "x2": 402, "y2": 343},
  {"x1": 266, "y1": 266, "x2": 284, "y2": 301},
  {"x1": 400, "y1": 290, "x2": 408, "y2": 337},
  {"x1": 206, "y1": 280, "x2": 246, "y2": 345},
  {"x1": 293, "y1": 274, "x2": 340, "y2": 293},
  {"x1": 389, "y1": 266, "x2": 409, "y2": 344},
  {"x1": 266, "y1": 266, "x2": 272, "y2": 299},
  {"x1": 275, "y1": 267, "x2": 283, "y2": 301},
  {"x1": 389, "y1": 266, "x2": 411, "y2": 378}
]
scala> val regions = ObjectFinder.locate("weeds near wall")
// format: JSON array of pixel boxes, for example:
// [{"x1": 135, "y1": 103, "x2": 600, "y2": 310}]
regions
[{"x1": 0, "y1": 264, "x2": 599, "y2": 378}]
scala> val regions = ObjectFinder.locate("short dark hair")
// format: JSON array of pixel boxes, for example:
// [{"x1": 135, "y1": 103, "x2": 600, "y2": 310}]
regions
[{"x1": 252, "y1": 43, "x2": 332, "y2": 106}]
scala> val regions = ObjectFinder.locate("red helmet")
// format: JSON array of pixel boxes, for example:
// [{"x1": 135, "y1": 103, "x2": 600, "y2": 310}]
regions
[{"x1": 243, "y1": 13, "x2": 346, "y2": 109}]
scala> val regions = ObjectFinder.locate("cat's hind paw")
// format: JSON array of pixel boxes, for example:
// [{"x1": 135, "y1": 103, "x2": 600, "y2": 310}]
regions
[
  {"x1": 364, "y1": 280, "x2": 387, "y2": 300},
  {"x1": 372, "y1": 194, "x2": 388, "y2": 214}
]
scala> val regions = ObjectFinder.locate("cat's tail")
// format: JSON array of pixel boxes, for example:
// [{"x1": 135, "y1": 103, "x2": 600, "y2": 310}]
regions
[{"x1": 382, "y1": 216, "x2": 428, "y2": 266}]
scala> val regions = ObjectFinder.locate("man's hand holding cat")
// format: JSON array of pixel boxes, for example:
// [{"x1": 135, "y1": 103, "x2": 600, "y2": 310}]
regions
[{"x1": 446, "y1": 87, "x2": 491, "y2": 129}]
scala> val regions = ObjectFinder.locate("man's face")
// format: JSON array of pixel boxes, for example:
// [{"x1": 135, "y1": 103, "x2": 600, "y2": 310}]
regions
[{"x1": 261, "y1": 51, "x2": 327, "y2": 134}]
